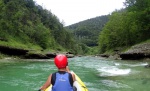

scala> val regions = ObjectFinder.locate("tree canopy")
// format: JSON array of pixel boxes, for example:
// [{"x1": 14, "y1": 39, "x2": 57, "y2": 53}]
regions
[
  {"x1": 98, "y1": 0, "x2": 150, "y2": 53},
  {"x1": 0, "y1": 0, "x2": 77, "y2": 53},
  {"x1": 67, "y1": 15, "x2": 109, "y2": 47}
]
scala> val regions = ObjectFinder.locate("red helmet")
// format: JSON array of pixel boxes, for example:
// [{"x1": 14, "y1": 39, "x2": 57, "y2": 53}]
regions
[{"x1": 54, "y1": 54, "x2": 68, "y2": 69}]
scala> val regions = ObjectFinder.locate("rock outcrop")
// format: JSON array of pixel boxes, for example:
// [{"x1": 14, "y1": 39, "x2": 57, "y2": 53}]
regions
[
  {"x1": 0, "y1": 45, "x2": 29, "y2": 56},
  {"x1": 120, "y1": 43, "x2": 150, "y2": 60},
  {"x1": 0, "y1": 45, "x2": 74, "y2": 59}
]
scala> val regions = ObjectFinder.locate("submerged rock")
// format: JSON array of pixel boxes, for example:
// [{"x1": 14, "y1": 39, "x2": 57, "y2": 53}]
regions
[{"x1": 145, "y1": 64, "x2": 150, "y2": 68}]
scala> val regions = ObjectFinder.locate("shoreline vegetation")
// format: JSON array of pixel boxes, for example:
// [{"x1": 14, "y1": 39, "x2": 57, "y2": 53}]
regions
[
  {"x1": 98, "y1": 40, "x2": 150, "y2": 60},
  {"x1": 0, "y1": 40, "x2": 150, "y2": 60},
  {"x1": 0, "y1": 44, "x2": 74, "y2": 59},
  {"x1": 0, "y1": 0, "x2": 78, "y2": 59}
]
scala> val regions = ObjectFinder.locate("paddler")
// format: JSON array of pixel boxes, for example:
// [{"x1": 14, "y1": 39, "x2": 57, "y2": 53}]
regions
[{"x1": 38, "y1": 54, "x2": 76, "y2": 91}]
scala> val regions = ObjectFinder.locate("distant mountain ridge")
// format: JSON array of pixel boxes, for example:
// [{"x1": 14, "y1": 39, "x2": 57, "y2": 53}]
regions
[{"x1": 66, "y1": 15, "x2": 109, "y2": 46}]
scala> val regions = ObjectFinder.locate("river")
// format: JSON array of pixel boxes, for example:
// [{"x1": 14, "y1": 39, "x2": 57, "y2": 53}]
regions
[{"x1": 0, "y1": 56, "x2": 150, "y2": 91}]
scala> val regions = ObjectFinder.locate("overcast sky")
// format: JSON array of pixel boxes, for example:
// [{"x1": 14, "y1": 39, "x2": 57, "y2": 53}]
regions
[{"x1": 34, "y1": 0, "x2": 126, "y2": 26}]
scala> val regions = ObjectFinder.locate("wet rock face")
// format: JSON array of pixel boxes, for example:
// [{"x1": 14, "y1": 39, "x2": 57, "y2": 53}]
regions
[
  {"x1": 120, "y1": 43, "x2": 150, "y2": 60},
  {"x1": 120, "y1": 53, "x2": 150, "y2": 60},
  {"x1": 24, "y1": 52, "x2": 57, "y2": 59},
  {"x1": 0, "y1": 45, "x2": 29, "y2": 56}
]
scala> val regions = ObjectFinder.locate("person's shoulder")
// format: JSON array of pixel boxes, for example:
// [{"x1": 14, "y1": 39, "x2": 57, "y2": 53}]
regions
[
  {"x1": 71, "y1": 73, "x2": 75, "y2": 77},
  {"x1": 48, "y1": 72, "x2": 57, "y2": 78},
  {"x1": 68, "y1": 72, "x2": 75, "y2": 81}
]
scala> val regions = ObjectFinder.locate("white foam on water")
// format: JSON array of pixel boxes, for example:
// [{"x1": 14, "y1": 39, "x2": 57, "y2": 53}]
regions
[
  {"x1": 114, "y1": 63, "x2": 120, "y2": 66},
  {"x1": 140, "y1": 62, "x2": 148, "y2": 66},
  {"x1": 98, "y1": 67, "x2": 131, "y2": 76},
  {"x1": 122, "y1": 62, "x2": 148, "y2": 67}
]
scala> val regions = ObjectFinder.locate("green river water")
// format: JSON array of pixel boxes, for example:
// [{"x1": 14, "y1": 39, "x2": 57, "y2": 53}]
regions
[{"x1": 0, "y1": 56, "x2": 150, "y2": 91}]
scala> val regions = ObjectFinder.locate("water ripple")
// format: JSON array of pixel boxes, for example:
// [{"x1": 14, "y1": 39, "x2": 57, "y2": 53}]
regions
[{"x1": 101, "y1": 80, "x2": 131, "y2": 88}]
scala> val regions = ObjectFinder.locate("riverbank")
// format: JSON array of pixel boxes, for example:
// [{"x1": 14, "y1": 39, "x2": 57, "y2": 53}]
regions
[
  {"x1": 1, "y1": 40, "x2": 150, "y2": 60},
  {"x1": 0, "y1": 45, "x2": 74, "y2": 59},
  {"x1": 120, "y1": 42, "x2": 150, "y2": 60},
  {"x1": 99, "y1": 41, "x2": 150, "y2": 60}
]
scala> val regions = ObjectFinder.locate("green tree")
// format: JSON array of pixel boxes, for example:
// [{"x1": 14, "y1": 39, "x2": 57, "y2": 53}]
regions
[
  {"x1": 124, "y1": 0, "x2": 150, "y2": 42},
  {"x1": 0, "y1": 0, "x2": 78, "y2": 53},
  {"x1": 98, "y1": 0, "x2": 150, "y2": 53}
]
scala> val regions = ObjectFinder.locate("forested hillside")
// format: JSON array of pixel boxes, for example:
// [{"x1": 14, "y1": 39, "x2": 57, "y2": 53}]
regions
[
  {"x1": 98, "y1": 0, "x2": 150, "y2": 53},
  {"x1": 1, "y1": 0, "x2": 149, "y2": 56},
  {"x1": 0, "y1": 0, "x2": 77, "y2": 53},
  {"x1": 66, "y1": 15, "x2": 109, "y2": 47}
]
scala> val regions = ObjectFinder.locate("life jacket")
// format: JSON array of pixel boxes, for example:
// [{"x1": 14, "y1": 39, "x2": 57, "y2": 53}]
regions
[{"x1": 51, "y1": 71, "x2": 73, "y2": 91}]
